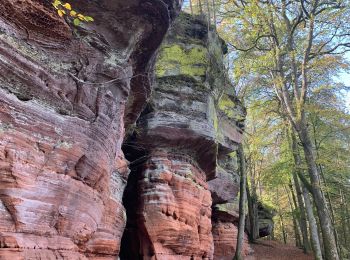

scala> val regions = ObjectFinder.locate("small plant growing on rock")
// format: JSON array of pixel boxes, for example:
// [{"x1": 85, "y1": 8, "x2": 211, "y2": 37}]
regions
[{"x1": 52, "y1": 0, "x2": 94, "y2": 26}]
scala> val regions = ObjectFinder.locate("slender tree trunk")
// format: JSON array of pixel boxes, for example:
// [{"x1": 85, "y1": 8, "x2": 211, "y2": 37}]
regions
[
  {"x1": 198, "y1": 0, "x2": 203, "y2": 14},
  {"x1": 297, "y1": 121, "x2": 339, "y2": 260},
  {"x1": 234, "y1": 144, "x2": 247, "y2": 260},
  {"x1": 246, "y1": 182, "x2": 259, "y2": 242},
  {"x1": 211, "y1": 0, "x2": 216, "y2": 28},
  {"x1": 315, "y1": 212, "x2": 325, "y2": 257},
  {"x1": 290, "y1": 127, "x2": 323, "y2": 259},
  {"x1": 247, "y1": 166, "x2": 259, "y2": 242},
  {"x1": 289, "y1": 129, "x2": 311, "y2": 253},
  {"x1": 344, "y1": 192, "x2": 350, "y2": 255},
  {"x1": 302, "y1": 183, "x2": 323, "y2": 260},
  {"x1": 258, "y1": 166, "x2": 263, "y2": 197},
  {"x1": 317, "y1": 163, "x2": 342, "y2": 258},
  {"x1": 292, "y1": 173, "x2": 311, "y2": 253},
  {"x1": 342, "y1": 190, "x2": 350, "y2": 248},
  {"x1": 340, "y1": 190, "x2": 348, "y2": 255},
  {"x1": 189, "y1": 0, "x2": 193, "y2": 15},
  {"x1": 280, "y1": 212, "x2": 287, "y2": 244},
  {"x1": 340, "y1": 191, "x2": 346, "y2": 239},
  {"x1": 312, "y1": 124, "x2": 342, "y2": 259},
  {"x1": 205, "y1": 0, "x2": 211, "y2": 32},
  {"x1": 286, "y1": 185, "x2": 302, "y2": 247}
]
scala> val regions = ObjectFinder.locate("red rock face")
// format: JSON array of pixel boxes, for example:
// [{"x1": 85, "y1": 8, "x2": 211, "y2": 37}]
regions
[
  {"x1": 119, "y1": 12, "x2": 249, "y2": 259},
  {"x1": 212, "y1": 221, "x2": 251, "y2": 259},
  {"x1": 1, "y1": 1, "x2": 250, "y2": 257},
  {"x1": 136, "y1": 150, "x2": 214, "y2": 259},
  {"x1": 0, "y1": 72, "x2": 127, "y2": 259},
  {"x1": 0, "y1": 0, "x2": 182, "y2": 259},
  {"x1": 0, "y1": 94, "x2": 127, "y2": 260}
]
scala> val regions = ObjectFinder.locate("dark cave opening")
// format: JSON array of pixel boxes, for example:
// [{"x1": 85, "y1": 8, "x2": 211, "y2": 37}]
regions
[{"x1": 119, "y1": 133, "x2": 155, "y2": 259}]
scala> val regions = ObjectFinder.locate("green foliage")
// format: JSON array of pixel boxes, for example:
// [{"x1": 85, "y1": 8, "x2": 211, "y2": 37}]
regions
[{"x1": 218, "y1": 0, "x2": 350, "y2": 252}]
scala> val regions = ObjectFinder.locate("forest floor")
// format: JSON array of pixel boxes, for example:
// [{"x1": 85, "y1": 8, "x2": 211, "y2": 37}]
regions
[{"x1": 246, "y1": 240, "x2": 314, "y2": 260}]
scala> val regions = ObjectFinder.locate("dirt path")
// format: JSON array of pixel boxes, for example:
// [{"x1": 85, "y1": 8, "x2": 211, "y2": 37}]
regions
[{"x1": 245, "y1": 240, "x2": 314, "y2": 260}]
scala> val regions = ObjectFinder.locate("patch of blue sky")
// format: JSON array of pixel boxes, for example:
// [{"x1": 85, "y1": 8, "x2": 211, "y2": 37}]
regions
[{"x1": 335, "y1": 53, "x2": 350, "y2": 111}]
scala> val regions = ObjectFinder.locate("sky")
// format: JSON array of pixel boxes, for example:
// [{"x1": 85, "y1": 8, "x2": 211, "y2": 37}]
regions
[
  {"x1": 336, "y1": 52, "x2": 350, "y2": 110},
  {"x1": 340, "y1": 73, "x2": 350, "y2": 109}
]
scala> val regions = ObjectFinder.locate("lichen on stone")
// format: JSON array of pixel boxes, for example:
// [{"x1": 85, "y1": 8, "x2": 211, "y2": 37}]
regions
[{"x1": 156, "y1": 43, "x2": 208, "y2": 78}]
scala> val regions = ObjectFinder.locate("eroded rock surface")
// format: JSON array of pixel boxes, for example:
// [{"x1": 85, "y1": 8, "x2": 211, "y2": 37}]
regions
[
  {"x1": 138, "y1": 150, "x2": 213, "y2": 259},
  {"x1": 258, "y1": 202, "x2": 275, "y2": 238},
  {"x1": 1, "y1": 2, "x2": 251, "y2": 258},
  {"x1": 0, "y1": 0, "x2": 182, "y2": 259},
  {"x1": 121, "y1": 13, "x2": 248, "y2": 259}
]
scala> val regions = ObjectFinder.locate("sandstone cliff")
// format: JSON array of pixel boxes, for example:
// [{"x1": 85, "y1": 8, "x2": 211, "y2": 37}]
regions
[
  {"x1": 0, "y1": 1, "x2": 263, "y2": 259},
  {"x1": 0, "y1": 0, "x2": 182, "y2": 259},
  {"x1": 121, "y1": 13, "x2": 249, "y2": 259}
]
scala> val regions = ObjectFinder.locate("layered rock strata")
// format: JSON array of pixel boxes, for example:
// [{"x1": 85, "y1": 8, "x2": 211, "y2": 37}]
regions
[
  {"x1": 0, "y1": 0, "x2": 182, "y2": 259},
  {"x1": 121, "y1": 13, "x2": 249, "y2": 259}
]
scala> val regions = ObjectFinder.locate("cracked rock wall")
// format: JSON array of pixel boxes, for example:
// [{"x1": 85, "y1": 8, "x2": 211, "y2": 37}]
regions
[
  {"x1": 0, "y1": 0, "x2": 182, "y2": 259},
  {"x1": 122, "y1": 13, "x2": 249, "y2": 259}
]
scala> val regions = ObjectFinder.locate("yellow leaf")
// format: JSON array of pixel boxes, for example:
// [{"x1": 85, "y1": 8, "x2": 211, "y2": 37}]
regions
[
  {"x1": 57, "y1": 10, "x2": 64, "y2": 17},
  {"x1": 63, "y1": 3, "x2": 71, "y2": 10},
  {"x1": 52, "y1": 0, "x2": 61, "y2": 9},
  {"x1": 77, "y1": 14, "x2": 85, "y2": 20},
  {"x1": 70, "y1": 10, "x2": 77, "y2": 17}
]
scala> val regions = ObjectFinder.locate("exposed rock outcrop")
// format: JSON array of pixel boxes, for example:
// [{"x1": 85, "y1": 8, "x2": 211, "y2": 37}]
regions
[
  {"x1": 0, "y1": 1, "x2": 251, "y2": 258},
  {"x1": 121, "y1": 13, "x2": 248, "y2": 259},
  {"x1": 0, "y1": 0, "x2": 182, "y2": 259},
  {"x1": 258, "y1": 202, "x2": 275, "y2": 238},
  {"x1": 246, "y1": 199, "x2": 275, "y2": 242}
]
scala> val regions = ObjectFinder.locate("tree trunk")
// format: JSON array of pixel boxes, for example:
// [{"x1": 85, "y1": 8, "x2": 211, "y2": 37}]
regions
[
  {"x1": 286, "y1": 185, "x2": 302, "y2": 247},
  {"x1": 302, "y1": 183, "x2": 323, "y2": 260},
  {"x1": 312, "y1": 124, "x2": 342, "y2": 259},
  {"x1": 291, "y1": 128, "x2": 322, "y2": 259},
  {"x1": 189, "y1": 0, "x2": 193, "y2": 15},
  {"x1": 344, "y1": 191, "x2": 350, "y2": 254},
  {"x1": 290, "y1": 129, "x2": 311, "y2": 253},
  {"x1": 317, "y1": 163, "x2": 342, "y2": 258},
  {"x1": 340, "y1": 190, "x2": 348, "y2": 253},
  {"x1": 234, "y1": 144, "x2": 247, "y2": 260},
  {"x1": 211, "y1": 0, "x2": 216, "y2": 28},
  {"x1": 198, "y1": 0, "x2": 203, "y2": 14},
  {"x1": 246, "y1": 175, "x2": 259, "y2": 241},
  {"x1": 205, "y1": 0, "x2": 211, "y2": 32},
  {"x1": 292, "y1": 173, "x2": 311, "y2": 253},
  {"x1": 297, "y1": 122, "x2": 339, "y2": 260},
  {"x1": 280, "y1": 212, "x2": 287, "y2": 244}
]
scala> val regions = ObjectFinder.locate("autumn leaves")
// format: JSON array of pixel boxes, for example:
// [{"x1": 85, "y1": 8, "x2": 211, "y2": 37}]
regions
[{"x1": 52, "y1": 0, "x2": 94, "y2": 26}]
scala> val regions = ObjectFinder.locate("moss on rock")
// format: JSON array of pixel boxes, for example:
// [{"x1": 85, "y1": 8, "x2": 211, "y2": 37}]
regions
[{"x1": 156, "y1": 43, "x2": 208, "y2": 78}]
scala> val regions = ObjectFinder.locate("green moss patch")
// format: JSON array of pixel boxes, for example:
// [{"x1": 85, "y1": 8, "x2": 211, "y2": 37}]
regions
[{"x1": 156, "y1": 44, "x2": 208, "y2": 78}]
